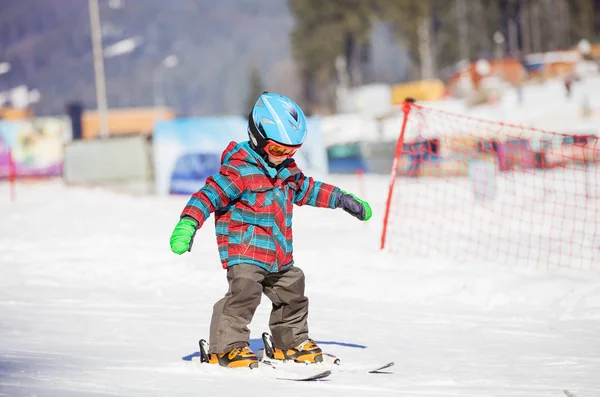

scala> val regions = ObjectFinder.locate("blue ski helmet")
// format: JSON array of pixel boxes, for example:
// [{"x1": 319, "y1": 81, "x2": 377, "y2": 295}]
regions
[{"x1": 248, "y1": 92, "x2": 307, "y2": 152}]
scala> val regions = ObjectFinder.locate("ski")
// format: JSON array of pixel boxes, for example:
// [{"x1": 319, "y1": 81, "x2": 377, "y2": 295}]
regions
[
  {"x1": 368, "y1": 361, "x2": 395, "y2": 373},
  {"x1": 268, "y1": 365, "x2": 332, "y2": 381},
  {"x1": 187, "y1": 339, "x2": 330, "y2": 381},
  {"x1": 276, "y1": 370, "x2": 331, "y2": 381},
  {"x1": 258, "y1": 354, "x2": 394, "y2": 374},
  {"x1": 260, "y1": 332, "x2": 394, "y2": 374}
]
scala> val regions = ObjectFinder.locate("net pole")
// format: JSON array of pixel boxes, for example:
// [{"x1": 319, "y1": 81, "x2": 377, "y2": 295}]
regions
[{"x1": 380, "y1": 98, "x2": 414, "y2": 250}]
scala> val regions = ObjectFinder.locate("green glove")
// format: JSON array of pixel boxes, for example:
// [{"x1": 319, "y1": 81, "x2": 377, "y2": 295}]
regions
[
  {"x1": 170, "y1": 217, "x2": 198, "y2": 255},
  {"x1": 336, "y1": 190, "x2": 372, "y2": 221}
]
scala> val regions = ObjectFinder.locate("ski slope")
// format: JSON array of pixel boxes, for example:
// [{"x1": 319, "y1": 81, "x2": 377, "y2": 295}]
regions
[
  {"x1": 1, "y1": 175, "x2": 600, "y2": 397},
  {"x1": 419, "y1": 74, "x2": 600, "y2": 132}
]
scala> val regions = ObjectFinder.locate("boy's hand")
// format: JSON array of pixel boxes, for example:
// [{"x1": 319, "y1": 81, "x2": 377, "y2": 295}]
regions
[
  {"x1": 336, "y1": 191, "x2": 372, "y2": 221},
  {"x1": 170, "y1": 217, "x2": 199, "y2": 254}
]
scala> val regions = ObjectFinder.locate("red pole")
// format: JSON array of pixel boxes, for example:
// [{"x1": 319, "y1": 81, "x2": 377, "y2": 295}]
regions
[
  {"x1": 8, "y1": 148, "x2": 15, "y2": 202},
  {"x1": 380, "y1": 98, "x2": 414, "y2": 250}
]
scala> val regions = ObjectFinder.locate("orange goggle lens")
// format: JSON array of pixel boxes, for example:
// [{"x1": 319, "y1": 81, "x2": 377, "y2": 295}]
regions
[{"x1": 265, "y1": 141, "x2": 298, "y2": 158}]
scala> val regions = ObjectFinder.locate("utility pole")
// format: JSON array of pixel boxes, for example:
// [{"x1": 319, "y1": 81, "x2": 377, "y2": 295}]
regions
[
  {"x1": 88, "y1": 0, "x2": 109, "y2": 139},
  {"x1": 419, "y1": 16, "x2": 435, "y2": 79}
]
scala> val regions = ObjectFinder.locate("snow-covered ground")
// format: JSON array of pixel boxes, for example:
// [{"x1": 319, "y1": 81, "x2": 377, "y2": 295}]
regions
[
  {"x1": 1, "y1": 175, "x2": 600, "y2": 397},
  {"x1": 325, "y1": 74, "x2": 600, "y2": 150},
  {"x1": 420, "y1": 73, "x2": 600, "y2": 132}
]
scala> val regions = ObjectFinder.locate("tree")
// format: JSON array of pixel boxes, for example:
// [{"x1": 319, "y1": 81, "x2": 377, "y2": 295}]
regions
[
  {"x1": 515, "y1": 0, "x2": 599, "y2": 55},
  {"x1": 289, "y1": 0, "x2": 377, "y2": 113},
  {"x1": 375, "y1": 0, "x2": 433, "y2": 79},
  {"x1": 374, "y1": 0, "x2": 467, "y2": 80},
  {"x1": 568, "y1": 0, "x2": 595, "y2": 43},
  {"x1": 288, "y1": 0, "x2": 599, "y2": 113}
]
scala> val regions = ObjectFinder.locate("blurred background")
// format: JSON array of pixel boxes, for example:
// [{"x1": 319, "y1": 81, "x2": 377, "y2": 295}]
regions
[
  {"x1": 0, "y1": 0, "x2": 599, "y2": 197},
  {"x1": 1, "y1": 0, "x2": 599, "y2": 114}
]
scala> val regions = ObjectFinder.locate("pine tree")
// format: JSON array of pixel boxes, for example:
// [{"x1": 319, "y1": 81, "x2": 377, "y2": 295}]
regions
[
  {"x1": 569, "y1": 0, "x2": 595, "y2": 43},
  {"x1": 289, "y1": 0, "x2": 377, "y2": 113}
]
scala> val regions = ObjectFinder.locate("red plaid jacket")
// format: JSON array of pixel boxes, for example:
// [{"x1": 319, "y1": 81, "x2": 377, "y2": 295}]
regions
[{"x1": 181, "y1": 141, "x2": 340, "y2": 272}]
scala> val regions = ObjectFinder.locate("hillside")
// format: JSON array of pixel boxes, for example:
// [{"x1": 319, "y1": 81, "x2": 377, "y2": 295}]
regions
[{"x1": 0, "y1": 0, "x2": 296, "y2": 116}]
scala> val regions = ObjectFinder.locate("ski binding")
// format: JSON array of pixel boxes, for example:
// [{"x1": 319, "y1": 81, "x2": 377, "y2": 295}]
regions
[{"x1": 194, "y1": 338, "x2": 330, "y2": 381}]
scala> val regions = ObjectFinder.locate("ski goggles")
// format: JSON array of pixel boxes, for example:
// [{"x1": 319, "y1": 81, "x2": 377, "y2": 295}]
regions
[{"x1": 264, "y1": 140, "x2": 300, "y2": 158}]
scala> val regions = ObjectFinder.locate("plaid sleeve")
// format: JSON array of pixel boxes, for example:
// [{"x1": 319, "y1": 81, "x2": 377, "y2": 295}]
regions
[
  {"x1": 180, "y1": 164, "x2": 245, "y2": 228},
  {"x1": 293, "y1": 173, "x2": 341, "y2": 208}
]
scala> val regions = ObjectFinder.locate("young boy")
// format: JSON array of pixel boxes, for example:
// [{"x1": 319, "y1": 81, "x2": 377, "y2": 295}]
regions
[{"x1": 169, "y1": 92, "x2": 371, "y2": 368}]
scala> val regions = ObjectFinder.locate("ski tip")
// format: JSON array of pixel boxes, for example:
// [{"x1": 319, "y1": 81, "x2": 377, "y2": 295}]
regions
[
  {"x1": 368, "y1": 361, "x2": 395, "y2": 373},
  {"x1": 317, "y1": 370, "x2": 332, "y2": 378},
  {"x1": 277, "y1": 370, "x2": 332, "y2": 381}
]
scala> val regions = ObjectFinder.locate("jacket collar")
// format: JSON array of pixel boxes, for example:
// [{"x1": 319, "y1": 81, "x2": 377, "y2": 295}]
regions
[{"x1": 224, "y1": 141, "x2": 301, "y2": 181}]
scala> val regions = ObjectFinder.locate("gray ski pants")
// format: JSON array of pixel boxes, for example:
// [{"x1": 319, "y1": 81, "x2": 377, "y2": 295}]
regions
[{"x1": 208, "y1": 264, "x2": 309, "y2": 354}]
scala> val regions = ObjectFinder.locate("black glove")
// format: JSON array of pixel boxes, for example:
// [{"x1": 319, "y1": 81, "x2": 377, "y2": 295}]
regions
[{"x1": 335, "y1": 190, "x2": 372, "y2": 221}]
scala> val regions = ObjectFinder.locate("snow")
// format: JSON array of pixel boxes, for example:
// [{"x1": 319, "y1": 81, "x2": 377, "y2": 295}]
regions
[
  {"x1": 1, "y1": 175, "x2": 600, "y2": 397},
  {"x1": 387, "y1": 168, "x2": 600, "y2": 270},
  {"x1": 324, "y1": 75, "x2": 600, "y2": 147},
  {"x1": 417, "y1": 74, "x2": 600, "y2": 133},
  {"x1": 2, "y1": 69, "x2": 600, "y2": 395}
]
